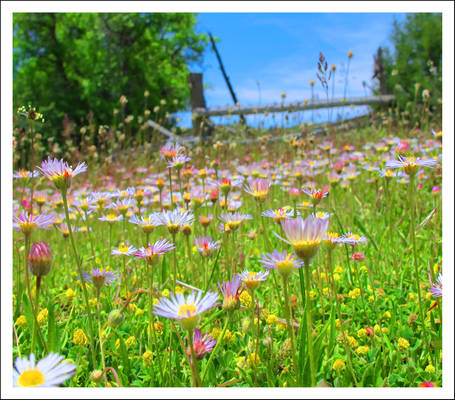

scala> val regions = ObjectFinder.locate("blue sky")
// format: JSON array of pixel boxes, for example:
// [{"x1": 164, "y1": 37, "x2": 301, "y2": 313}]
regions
[{"x1": 177, "y1": 12, "x2": 407, "y2": 127}]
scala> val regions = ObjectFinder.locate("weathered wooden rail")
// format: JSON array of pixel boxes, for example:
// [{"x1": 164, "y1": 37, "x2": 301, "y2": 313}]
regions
[{"x1": 193, "y1": 94, "x2": 395, "y2": 117}]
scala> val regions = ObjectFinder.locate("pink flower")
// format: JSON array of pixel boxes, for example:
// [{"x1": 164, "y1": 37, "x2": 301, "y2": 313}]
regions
[
  {"x1": 186, "y1": 328, "x2": 216, "y2": 360},
  {"x1": 28, "y1": 241, "x2": 53, "y2": 277},
  {"x1": 351, "y1": 252, "x2": 366, "y2": 262}
]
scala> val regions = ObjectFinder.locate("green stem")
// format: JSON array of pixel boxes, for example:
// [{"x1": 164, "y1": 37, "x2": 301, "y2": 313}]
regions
[
  {"x1": 328, "y1": 249, "x2": 358, "y2": 385},
  {"x1": 353, "y1": 260, "x2": 369, "y2": 325},
  {"x1": 23, "y1": 235, "x2": 47, "y2": 353},
  {"x1": 62, "y1": 190, "x2": 97, "y2": 368},
  {"x1": 168, "y1": 168, "x2": 174, "y2": 208},
  {"x1": 96, "y1": 296, "x2": 107, "y2": 384},
  {"x1": 30, "y1": 276, "x2": 41, "y2": 353},
  {"x1": 408, "y1": 175, "x2": 433, "y2": 364},
  {"x1": 148, "y1": 267, "x2": 164, "y2": 385},
  {"x1": 303, "y1": 259, "x2": 316, "y2": 387},
  {"x1": 188, "y1": 329, "x2": 202, "y2": 387},
  {"x1": 171, "y1": 233, "x2": 177, "y2": 291},
  {"x1": 202, "y1": 313, "x2": 231, "y2": 384},
  {"x1": 283, "y1": 277, "x2": 300, "y2": 386}
]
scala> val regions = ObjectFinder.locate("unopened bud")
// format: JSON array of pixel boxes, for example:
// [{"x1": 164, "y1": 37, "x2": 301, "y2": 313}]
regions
[
  {"x1": 108, "y1": 309, "x2": 125, "y2": 327},
  {"x1": 28, "y1": 241, "x2": 53, "y2": 277},
  {"x1": 90, "y1": 370, "x2": 104, "y2": 382}
]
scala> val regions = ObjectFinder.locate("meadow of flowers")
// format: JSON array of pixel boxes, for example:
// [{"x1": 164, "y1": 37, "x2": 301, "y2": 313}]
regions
[{"x1": 12, "y1": 115, "x2": 443, "y2": 389}]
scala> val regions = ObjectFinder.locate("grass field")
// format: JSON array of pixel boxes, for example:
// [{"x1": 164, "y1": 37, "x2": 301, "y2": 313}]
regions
[{"x1": 12, "y1": 123, "x2": 443, "y2": 388}]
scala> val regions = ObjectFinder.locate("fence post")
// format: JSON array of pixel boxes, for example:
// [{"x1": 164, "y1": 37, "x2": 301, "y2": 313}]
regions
[
  {"x1": 189, "y1": 72, "x2": 207, "y2": 137},
  {"x1": 373, "y1": 47, "x2": 387, "y2": 95}
]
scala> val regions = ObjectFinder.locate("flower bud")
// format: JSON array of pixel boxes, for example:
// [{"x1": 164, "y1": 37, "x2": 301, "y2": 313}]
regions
[
  {"x1": 108, "y1": 309, "x2": 125, "y2": 327},
  {"x1": 28, "y1": 241, "x2": 53, "y2": 277},
  {"x1": 90, "y1": 370, "x2": 104, "y2": 383}
]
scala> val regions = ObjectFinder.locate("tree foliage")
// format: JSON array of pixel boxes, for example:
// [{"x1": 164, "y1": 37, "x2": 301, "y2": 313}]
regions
[
  {"x1": 382, "y1": 13, "x2": 442, "y2": 112},
  {"x1": 13, "y1": 13, "x2": 208, "y2": 140}
]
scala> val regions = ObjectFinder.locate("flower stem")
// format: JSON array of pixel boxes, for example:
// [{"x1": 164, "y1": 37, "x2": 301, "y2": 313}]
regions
[
  {"x1": 168, "y1": 168, "x2": 173, "y2": 208},
  {"x1": 188, "y1": 329, "x2": 202, "y2": 387},
  {"x1": 148, "y1": 268, "x2": 164, "y2": 384},
  {"x1": 202, "y1": 313, "x2": 231, "y2": 385},
  {"x1": 328, "y1": 249, "x2": 358, "y2": 385},
  {"x1": 23, "y1": 235, "x2": 48, "y2": 354},
  {"x1": 303, "y1": 259, "x2": 316, "y2": 387},
  {"x1": 282, "y1": 276, "x2": 300, "y2": 386},
  {"x1": 62, "y1": 190, "x2": 97, "y2": 368},
  {"x1": 96, "y1": 297, "x2": 107, "y2": 385},
  {"x1": 408, "y1": 176, "x2": 433, "y2": 364},
  {"x1": 30, "y1": 276, "x2": 41, "y2": 353},
  {"x1": 353, "y1": 260, "x2": 369, "y2": 325}
]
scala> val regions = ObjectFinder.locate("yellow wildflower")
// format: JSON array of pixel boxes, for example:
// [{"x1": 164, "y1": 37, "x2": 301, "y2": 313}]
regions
[
  {"x1": 89, "y1": 298, "x2": 97, "y2": 307},
  {"x1": 175, "y1": 286, "x2": 184, "y2": 295},
  {"x1": 65, "y1": 288, "x2": 76, "y2": 299},
  {"x1": 356, "y1": 345, "x2": 370, "y2": 355},
  {"x1": 398, "y1": 337, "x2": 410, "y2": 352},
  {"x1": 211, "y1": 327, "x2": 221, "y2": 340},
  {"x1": 357, "y1": 328, "x2": 366, "y2": 338},
  {"x1": 425, "y1": 365, "x2": 435, "y2": 374},
  {"x1": 335, "y1": 266, "x2": 344, "y2": 274},
  {"x1": 239, "y1": 291, "x2": 252, "y2": 308},
  {"x1": 347, "y1": 336, "x2": 358, "y2": 348},
  {"x1": 162, "y1": 289, "x2": 170, "y2": 298},
  {"x1": 37, "y1": 308, "x2": 48, "y2": 324},
  {"x1": 142, "y1": 350, "x2": 154, "y2": 367},
  {"x1": 266, "y1": 314, "x2": 278, "y2": 325},
  {"x1": 15, "y1": 315, "x2": 27, "y2": 327},
  {"x1": 382, "y1": 311, "x2": 391, "y2": 320},
  {"x1": 247, "y1": 353, "x2": 260, "y2": 366},
  {"x1": 332, "y1": 359, "x2": 346, "y2": 372},
  {"x1": 125, "y1": 336, "x2": 136, "y2": 347},
  {"x1": 73, "y1": 328, "x2": 88, "y2": 347},
  {"x1": 224, "y1": 329, "x2": 235, "y2": 342},
  {"x1": 147, "y1": 321, "x2": 164, "y2": 335}
]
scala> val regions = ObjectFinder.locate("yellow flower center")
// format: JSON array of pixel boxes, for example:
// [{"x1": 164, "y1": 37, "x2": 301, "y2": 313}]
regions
[
  {"x1": 292, "y1": 240, "x2": 320, "y2": 260},
  {"x1": 106, "y1": 213, "x2": 117, "y2": 221},
  {"x1": 178, "y1": 303, "x2": 197, "y2": 318},
  {"x1": 167, "y1": 224, "x2": 180, "y2": 234},
  {"x1": 119, "y1": 245, "x2": 129, "y2": 253},
  {"x1": 227, "y1": 221, "x2": 241, "y2": 231},
  {"x1": 20, "y1": 221, "x2": 37, "y2": 236},
  {"x1": 276, "y1": 259, "x2": 295, "y2": 278},
  {"x1": 18, "y1": 368, "x2": 45, "y2": 387}
]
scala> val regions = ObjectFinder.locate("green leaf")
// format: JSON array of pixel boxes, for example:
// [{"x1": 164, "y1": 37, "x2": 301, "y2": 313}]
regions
[
  {"x1": 47, "y1": 299, "x2": 58, "y2": 352},
  {"x1": 118, "y1": 337, "x2": 130, "y2": 371},
  {"x1": 354, "y1": 215, "x2": 379, "y2": 252}
]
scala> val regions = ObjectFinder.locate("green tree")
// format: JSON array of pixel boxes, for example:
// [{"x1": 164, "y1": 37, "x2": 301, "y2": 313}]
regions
[
  {"x1": 382, "y1": 13, "x2": 442, "y2": 114},
  {"x1": 13, "y1": 13, "x2": 208, "y2": 144}
]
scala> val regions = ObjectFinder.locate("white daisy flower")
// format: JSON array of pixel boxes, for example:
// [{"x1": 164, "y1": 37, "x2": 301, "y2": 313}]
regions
[{"x1": 13, "y1": 353, "x2": 76, "y2": 387}]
